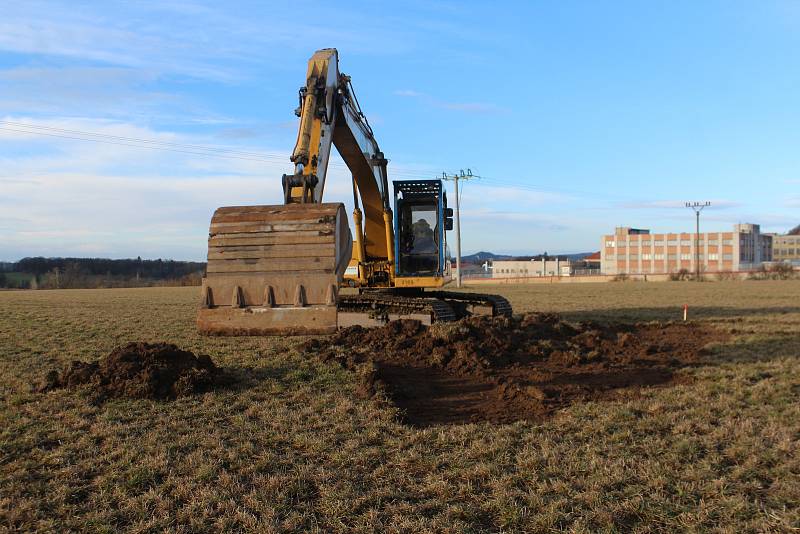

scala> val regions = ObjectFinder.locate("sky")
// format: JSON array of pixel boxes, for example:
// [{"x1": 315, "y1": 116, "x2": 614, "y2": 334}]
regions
[{"x1": 1, "y1": 0, "x2": 799, "y2": 261}]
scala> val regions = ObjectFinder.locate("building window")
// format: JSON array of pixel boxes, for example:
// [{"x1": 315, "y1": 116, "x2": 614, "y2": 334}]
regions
[
  {"x1": 708, "y1": 253, "x2": 719, "y2": 260},
  {"x1": 723, "y1": 239, "x2": 733, "y2": 245},
  {"x1": 723, "y1": 254, "x2": 733, "y2": 260},
  {"x1": 708, "y1": 240, "x2": 718, "y2": 245},
  {"x1": 681, "y1": 240, "x2": 692, "y2": 246},
  {"x1": 654, "y1": 253, "x2": 664, "y2": 260},
  {"x1": 668, "y1": 254, "x2": 677, "y2": 260},
  {"x1": 654, "y1": 240, "x2": 664, "y2": 246},
  {"x1": 680, "y1": 253, "x2": 692, "y2": 260},
  {"x1": 641, "y1": 241, "x2": 651, "y2": 247},
  {"x1": 606, "y1": 240, "x2": 615, "y2": 248},
  {"x1": 668, "y1": 240, "x2": 678, "y2": 246},
  {"x1": 642, "y1": 253, "x2": 652, "y2": 260},
  {"x1": 606, "y1": 254, "x2": 615, "y2": 260}
]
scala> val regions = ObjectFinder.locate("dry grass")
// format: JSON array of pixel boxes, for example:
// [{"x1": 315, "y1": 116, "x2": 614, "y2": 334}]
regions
[{"x1": 1, "y1": 281, "x2": 799, "y2": 532}]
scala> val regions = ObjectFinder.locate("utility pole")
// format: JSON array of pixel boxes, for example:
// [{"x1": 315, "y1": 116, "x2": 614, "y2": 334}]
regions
[
  {"x1": 442, "y1": 169, "x2": 479, "y2": 288},
  {"x1": 685, "y1": 201, "x2": 711, "y2": 280}
]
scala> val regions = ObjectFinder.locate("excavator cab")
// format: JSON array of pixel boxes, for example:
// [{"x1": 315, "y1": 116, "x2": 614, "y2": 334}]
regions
[{"x1": 393, "y1": 180, "x2": 452, "y2": 281}]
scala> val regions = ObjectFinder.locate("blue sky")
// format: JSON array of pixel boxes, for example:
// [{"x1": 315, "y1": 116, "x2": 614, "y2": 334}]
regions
[{"x1": 1, "y1": 0, "x2": 799, "y2": 261}]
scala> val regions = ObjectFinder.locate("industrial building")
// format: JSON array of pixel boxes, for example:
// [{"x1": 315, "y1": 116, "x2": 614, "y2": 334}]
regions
[
  {"x1": 600, "y1": 223, "x2": 772, "y2": 275},
  {"x1": 771, "y1": 233, "x2": 800, "y2": 264}
]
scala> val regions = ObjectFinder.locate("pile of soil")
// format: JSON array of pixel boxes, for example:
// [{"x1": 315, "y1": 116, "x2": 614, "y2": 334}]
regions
[
  {"x1": 40, "y1": 342, "x2": 220, "y2": 402},
  {"x1": 301, "y1": 313, "x2": 727, "y2": 426}
]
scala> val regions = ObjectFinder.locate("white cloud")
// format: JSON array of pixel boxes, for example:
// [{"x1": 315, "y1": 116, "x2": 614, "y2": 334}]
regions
[
  {"x1": 0, "y1": 116, "x2": 383, "y2": 260},
  {"x1": 393, "y1": 89, "x2": 504, "y2": 114},
  {"x1": 462, "y1": 183, "x2": 571, "y2": 205},
  {"x1": 1, "y1": 116, "x2": 583, "y2": 260},
  {"x1": 394, "y1": 90, "x2": 424, "y2": 97},
  {"x1": 0, "y1": 7, "x2": 238, "y2": 80},
  {"x1": 0, "y1": 2, "x2": 430, "y2": 84}
]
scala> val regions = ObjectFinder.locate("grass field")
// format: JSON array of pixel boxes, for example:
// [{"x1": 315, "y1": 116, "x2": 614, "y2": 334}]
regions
[{"x1": 1, "y1": 281, "x2": 799, "y2": 532}]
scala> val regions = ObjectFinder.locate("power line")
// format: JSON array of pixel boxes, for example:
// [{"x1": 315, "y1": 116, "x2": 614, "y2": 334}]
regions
[
  {"x1": 0, "y1": 120, "x2": 440, "y2": 180},
  {"x1": 1, "y1": 119, "x2": 443, "y2": 178},
  {"x1": 0, "y1": 120, "x2": 279, "y2": 158},
  {"x1": 0, "y1": 120, "x2": 664, "y2": 202},
  {"x1": 0, "y1": 126, "x2": 282, "y2": 164}
]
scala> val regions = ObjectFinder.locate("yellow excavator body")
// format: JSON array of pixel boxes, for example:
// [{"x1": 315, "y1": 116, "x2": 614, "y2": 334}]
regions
[{"x1": 197, "y1": 48, "x2": 511, "y2": 336}]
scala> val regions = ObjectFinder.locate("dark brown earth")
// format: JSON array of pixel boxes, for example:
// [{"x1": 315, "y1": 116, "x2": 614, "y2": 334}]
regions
[
  {"x1": 40, "y1": 342, "x2": 220, "y2": 402},
  {"x1": 301, "y1": 313, "x2": 728, "y2": 427}
]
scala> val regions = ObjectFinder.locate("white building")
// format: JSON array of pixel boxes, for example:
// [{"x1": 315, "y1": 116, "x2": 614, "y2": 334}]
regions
[{"x1": 492, "y1": 256, "x2": 573, "y2": 278}]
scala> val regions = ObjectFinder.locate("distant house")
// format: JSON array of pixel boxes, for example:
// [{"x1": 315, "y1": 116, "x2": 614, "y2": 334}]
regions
[
  {"x1": 575, "y1": 252, "x2": 601, "y2": 275},
  {"x1": 492, "y1": 255, "x2": 573, "y2": 278}
]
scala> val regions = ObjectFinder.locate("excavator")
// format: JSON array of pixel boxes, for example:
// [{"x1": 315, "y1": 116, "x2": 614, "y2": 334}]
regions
[{"x1": 197, "y1": 48, "x2": 511, "y2": 335}]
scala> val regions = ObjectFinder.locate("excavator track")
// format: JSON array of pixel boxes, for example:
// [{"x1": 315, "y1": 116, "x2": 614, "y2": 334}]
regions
[
  {"x1": 335, "y1": 290, "x2": 512, "y2": 328},
  {"x1": 427, "y1": 291, "x2": 513, "y2": 318},
  {"x1": 338, "y1": 293, "x2": 457, "y2": 326}
]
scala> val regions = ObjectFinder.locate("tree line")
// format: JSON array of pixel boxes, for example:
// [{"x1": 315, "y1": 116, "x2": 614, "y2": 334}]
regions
[{"x1": 0, "y1": 257, "x2": 206, "y2": 289}]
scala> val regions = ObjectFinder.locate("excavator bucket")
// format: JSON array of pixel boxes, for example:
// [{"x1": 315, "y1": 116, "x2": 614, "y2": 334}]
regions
[{"x1": 197, "y1": 203, "x2": 352, "y2": 335}]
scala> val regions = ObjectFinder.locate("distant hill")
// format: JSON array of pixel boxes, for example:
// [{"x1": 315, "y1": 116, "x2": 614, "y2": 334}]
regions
[
  {"x1": 461, "y1": 251, "x2": 512, "y2": 263},
  {"x1": 563, "y1": 252, "x2": 595, "y2": 261},
  {"x1": 461, "y1": 251, "x2": 596, "y2": 263},
  {"x1": 508, "y1": 252, "x2": 595, "y2": 262},
  {"x1": 789, "y1": 225, "x2": 800, "y2": 236}
]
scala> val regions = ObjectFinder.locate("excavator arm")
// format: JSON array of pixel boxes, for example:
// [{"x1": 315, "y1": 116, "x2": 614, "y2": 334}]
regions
[
  {"x1": 282, "y1": 48, "x2": 392, "y2": 263},
  {"x1": 197, "y1": 48, "x2": 393, "y2": 335}
]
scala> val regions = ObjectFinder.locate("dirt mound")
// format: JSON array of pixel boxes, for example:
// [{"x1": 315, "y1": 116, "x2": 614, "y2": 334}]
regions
[
  {"x1": 301, "y1": 313, "x2": 727, "y2": 426},
  {"x1": 40, "y1": 342, "x2": 220, "y2": 402}
]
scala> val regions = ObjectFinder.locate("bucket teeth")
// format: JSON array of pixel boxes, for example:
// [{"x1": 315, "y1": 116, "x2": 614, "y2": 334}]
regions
[
  {"x1": 294, "y1": 284, "x2": 307, "y2": 307},
  {"x1": 232, "y1": 286, "x2": 245, "y2": 308},
  {"x1": 202, "y1": 286, "x2": 214, "y2": 309},
  {"x1": 264, "y1": 285, "x2": 276, "y2": 307},
  {"x1": 325, "y1": 284, "x2": 337, "y2": 306}
]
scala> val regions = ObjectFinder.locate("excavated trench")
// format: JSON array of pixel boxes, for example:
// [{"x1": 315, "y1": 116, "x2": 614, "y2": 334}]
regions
[{"x1": 301, "y1": 313, "x2": 728, "y2": 427}]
